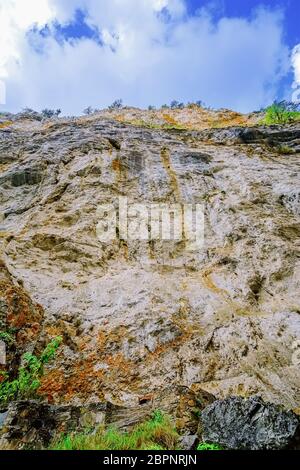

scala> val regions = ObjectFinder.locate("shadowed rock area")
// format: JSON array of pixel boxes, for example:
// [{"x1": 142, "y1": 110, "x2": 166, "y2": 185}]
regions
[{"x1": 0, "y1": 110, "x2": 300, "y2": 448}]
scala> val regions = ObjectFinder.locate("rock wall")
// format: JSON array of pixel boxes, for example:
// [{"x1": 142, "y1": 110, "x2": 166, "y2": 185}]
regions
[{"x1": 0, "y1": 114, "x2": 300, "y2": 434}]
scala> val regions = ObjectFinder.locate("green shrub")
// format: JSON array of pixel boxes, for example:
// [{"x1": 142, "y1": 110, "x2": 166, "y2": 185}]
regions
[
  {"x1": 83, "y1": 106, "x2": 94, "y2": 115},
  {"x1": 108, "y1": 99, "x2": 123, "y2": 110},
  {"x1": 51, "y1": 410, "x2": 179, "y2": 451},
  {"x1": 170, "y1": 100, "x2": 185, "y2": 109},
  {"x1": 41, "y1": 109, "x2": 61, "y2": 119},
  {"x1": 0, "y1": 336, "x2": 62, "y2": 405},
  {"x1": 197, "y1": 442, "x2": 224, "y2": 451},
  {"x1": 277, "y1": 145, "x2": 296, "y2": 155},
  {"x1": 264, "y1": 101, "x2": 300, "y2": 125},
  {"x1": 0, "y1": 331, "x2": 14, "y2": 346}
]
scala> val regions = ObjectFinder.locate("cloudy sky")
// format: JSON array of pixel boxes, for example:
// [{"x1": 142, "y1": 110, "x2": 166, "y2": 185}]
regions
[{"x1": 0, "y1": 0, "x2": 300, "y2": 114}]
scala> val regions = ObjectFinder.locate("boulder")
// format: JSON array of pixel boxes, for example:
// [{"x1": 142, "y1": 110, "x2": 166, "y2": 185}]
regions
[
  {"x1": 0, "y1": 401, "x2": 106, "y2": 450},
  {"x1": 200, "y1": 396, "x2": 300, "y2": 450},
  {"x1": 178, "y1": 434, "x2": 198, "y2": 450}
]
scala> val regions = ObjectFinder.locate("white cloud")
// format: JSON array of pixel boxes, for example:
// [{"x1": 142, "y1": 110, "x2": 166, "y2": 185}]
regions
[
  {"x1": 0, "y1": 0, "x2": 55, "y2": 76},
  {"x1": 292, "y1": 44, "x2": 300, "y2": 104},
  {"x1": 292, "y1": 45, "x2": 300, "y2": 87},
  {"x1": 0, "y1": 0, "x2": 292, "y2": 114}
]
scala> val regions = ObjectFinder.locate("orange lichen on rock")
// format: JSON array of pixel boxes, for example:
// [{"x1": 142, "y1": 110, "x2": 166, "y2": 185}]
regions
[
  {"x1": 38, "y1": 369, "x2": 65, "y2": 403},
  {"x1": 0, "y1": 121, "x2": 13, "y2": 129},
  {"x1": 0, "y1": 279, "x2": 43, "y2": 341},
  {"x1": 162, "y1": 114, "x2": 180, "y2": 127},
  {"x1": 112, "y1": 158, "x2": 122, "y2": 172},
  {"x1": 160, "y1": 147, "x2": 181, "y2": 199},
  {"x1": 44, "y1": 324, "x2": 64, "y2": 338},
  {"x1": 39, "y1": 354, "x2": 105, "y2": 402},
  {"x1": 105, "y1": 353, "x2": 133, "y2": 376}
]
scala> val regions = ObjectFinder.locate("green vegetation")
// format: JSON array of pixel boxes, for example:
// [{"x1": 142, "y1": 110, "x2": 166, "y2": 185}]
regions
[
  {"x1": 197, "y1": 442, "x2": 224, "y2": 451},
  {"x1": 0, "y1": 330, "x2": 14, "y2": 346},
  {"x1": 41, "y1": 109, "x2": 61, "y2": 119},
  {"x1": 83, "y1": 106, "x2": 94, "y2": 115},
  {"x1": 170, "y1": 100, "x2": 185, "y2": 109},
  {"x1": 160, "y1": 100, "x2": 204, "y2": 109},
  {"x1": 124, "y1": 119, "x2": 186, "y2": 131},
  {"x1": 51, "y1": 410, "x2": 179, "y2": 451},
  {"x1": 277, "y1": 145, "x2": 296, "y2": 155},
  {"x1": 108, "y1": 99, "x2": 123, "y2": 110},
  {"x1": 0, "y1": 336, "x2": 62, "y2": 406},
  {"x1": 264, "y1": 101, "x2": 300, "y2": 125}
]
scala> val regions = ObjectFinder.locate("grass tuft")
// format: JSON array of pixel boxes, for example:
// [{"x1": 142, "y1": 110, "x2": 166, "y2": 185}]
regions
[
  {"x1": 51, "y1": 410, "x2": 179, "y2": 451},
  {"x1": 197, "y1": 442, "x2": 224, "y2": 451}
]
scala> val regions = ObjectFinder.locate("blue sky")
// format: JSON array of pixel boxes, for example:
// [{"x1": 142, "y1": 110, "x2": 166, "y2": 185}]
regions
[
  {"x1": 185, "y1": 0, "x2": 300, "y2": 105},
  {"x1": 1, "y1": 0, "x2": 300, "y2": 114},
  {"x1": 187, "y1": 0, "x2": 300, "y2": 46}
]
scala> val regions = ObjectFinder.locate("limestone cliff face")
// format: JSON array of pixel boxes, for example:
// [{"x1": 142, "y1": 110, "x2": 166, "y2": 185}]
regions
[{"x1": 0, "y1": 111, "x2": 300, "y2": 420}]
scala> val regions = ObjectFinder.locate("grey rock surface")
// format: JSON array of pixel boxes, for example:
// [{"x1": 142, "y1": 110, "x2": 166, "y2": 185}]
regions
[
  {"x1": 201, "y1": 396, "x2": 300, "y2": 450},
  {"x1": 178, "y1": 434, "x2": 198, "y2": 450}
]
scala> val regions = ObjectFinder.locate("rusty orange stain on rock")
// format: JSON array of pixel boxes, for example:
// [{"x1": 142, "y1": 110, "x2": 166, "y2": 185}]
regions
[{"x1": 0, "y1": 280, "x2": 43, "y2": 337}]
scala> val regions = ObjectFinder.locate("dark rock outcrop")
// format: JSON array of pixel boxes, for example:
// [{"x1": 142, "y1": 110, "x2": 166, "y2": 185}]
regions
[
  {"x1": 200, "y1": 396, "x2": 300, "y2": 450},
  {"x1": 0, "y1": 401, "x2": 106, "y2": 450},
  {"x1": 192, "y1": 123, "x2": 300, "y2": 151}
]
